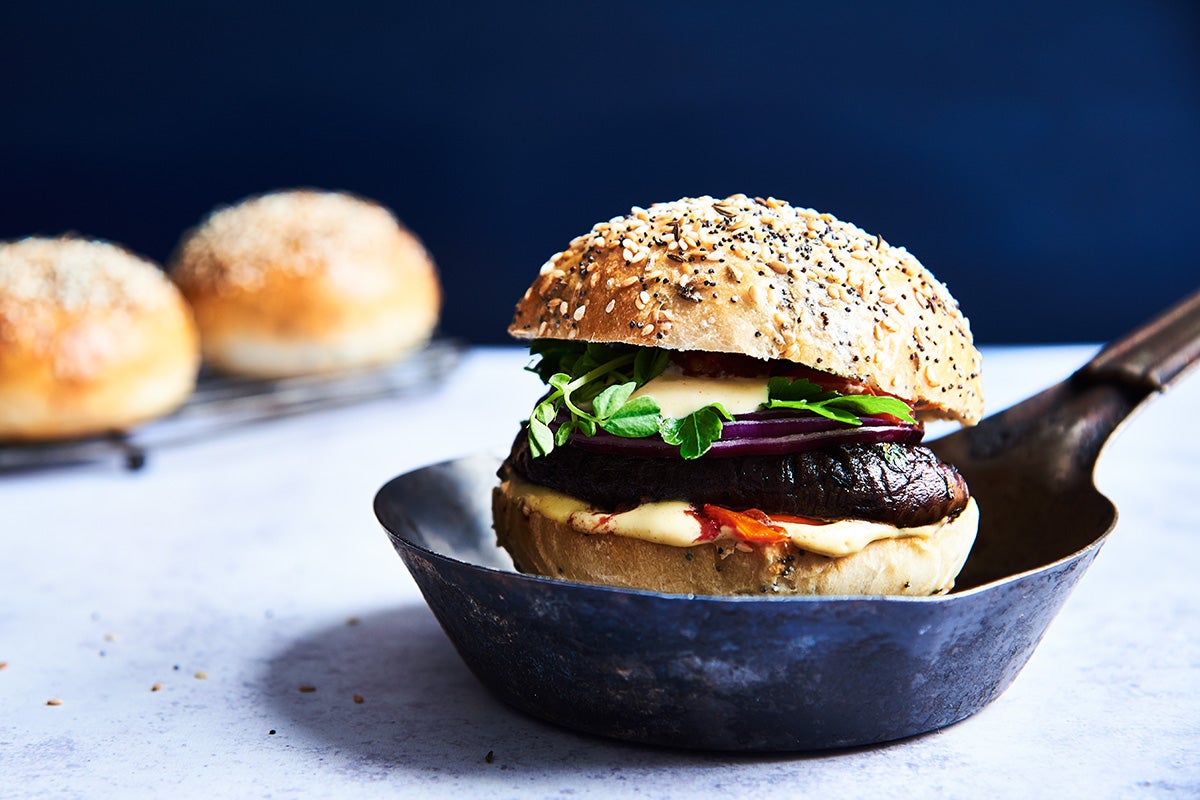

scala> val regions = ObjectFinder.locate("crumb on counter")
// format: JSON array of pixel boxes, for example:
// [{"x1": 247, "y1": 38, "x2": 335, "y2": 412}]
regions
[{"x1": 298, "y1": 685, "x2": 316, "y2": 693}]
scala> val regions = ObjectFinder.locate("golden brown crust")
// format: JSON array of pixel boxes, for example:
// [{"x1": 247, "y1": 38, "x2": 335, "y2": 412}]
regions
[
  {"x1": 0, "y1": 237, "x2": 200, "y2": 441},
  {"x1": 494, "y1": 480, "x2": 978, "y2": 596},
  {"x1": 170, "y1": 189, "x2": 441, "y2": 378},
  {"x1": 510, "y1": 195, "x2": 982, "y2": 424}
]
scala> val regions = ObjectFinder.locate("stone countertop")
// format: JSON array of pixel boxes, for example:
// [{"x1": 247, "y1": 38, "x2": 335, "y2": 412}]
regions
[{"x1": 1, "y1": 346, "x2": 1197, "y2": 799}]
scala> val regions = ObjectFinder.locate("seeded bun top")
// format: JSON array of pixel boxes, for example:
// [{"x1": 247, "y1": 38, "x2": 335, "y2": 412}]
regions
[
  {"x1": 509, "y1": 194, "x2": 983, "y2": 424},
  {"x1": 0, "y1": 237, "x2": 195, "y2": 377},
  {"x1": 0, "y1": 237, "x2": 199, "y2": 440},
  {"x1": 169, "y1": 189, "x2": 441, "y2": 377}
]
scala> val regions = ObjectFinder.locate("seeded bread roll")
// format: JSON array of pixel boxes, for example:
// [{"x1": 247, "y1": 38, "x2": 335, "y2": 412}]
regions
[
  {"x1": 510, "y1": 194, "x2": 982, "y2": 424},
  {"x1": 493, "y1": 480, "x2": 979, "y2": 596},
  {"x1": 0, "y1": 237, "x2": 200, "y2": 441},
  {"x1": 170, "y1": 190, "x2": 441, "y2": 378}
]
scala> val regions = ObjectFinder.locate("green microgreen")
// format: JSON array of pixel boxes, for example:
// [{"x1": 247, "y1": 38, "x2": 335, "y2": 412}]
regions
[
  {"x1": 522, "y1": 342, "x2": 917, "y2": 460},
  {"x1": 525, "y1": 341, "x2": 669, "y2": 457},
  {"x1": 764, "y1": 377, "x2": 918, "y2": 425},
  {"x1": 658, "y1": 403, "x2": 733, "y2": 459}
]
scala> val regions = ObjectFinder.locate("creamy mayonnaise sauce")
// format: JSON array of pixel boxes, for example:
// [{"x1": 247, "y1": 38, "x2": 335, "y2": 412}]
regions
[
  {"x1": 628, "y1": 365, "x2": 769, "y2": 418},
  {"x1": 504, "y1": 477, "x2": 978, "y2": 557}
]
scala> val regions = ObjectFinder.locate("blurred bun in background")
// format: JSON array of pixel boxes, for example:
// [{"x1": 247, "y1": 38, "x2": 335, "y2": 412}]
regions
[
  {"x1": 170, "y1": 190, "x2": 441, "y2": 378},
  {"x1": 0, "y1": 237, "x2": 200, "y2": 441}
]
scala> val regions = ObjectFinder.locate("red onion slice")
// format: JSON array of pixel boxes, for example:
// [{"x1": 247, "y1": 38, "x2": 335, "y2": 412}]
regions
[{"x1": 567, "y1": 411, "x2": 923, "y2": 458}]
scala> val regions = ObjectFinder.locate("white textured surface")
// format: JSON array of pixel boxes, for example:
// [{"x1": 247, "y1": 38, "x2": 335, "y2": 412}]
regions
[{"x1": 1, "y1": 345, "x2": 1198, "y2": 799}]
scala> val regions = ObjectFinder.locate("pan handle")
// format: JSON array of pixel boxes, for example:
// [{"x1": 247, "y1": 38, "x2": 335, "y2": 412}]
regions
[
  {"x1": 934, "y1": 288, "x2": 1200, "y2": 472},
  {"x1": 1081, "y1": 287, "x2": 1200, "y2": 392}
]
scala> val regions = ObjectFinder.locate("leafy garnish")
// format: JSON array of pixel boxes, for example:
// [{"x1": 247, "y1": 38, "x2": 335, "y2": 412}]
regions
[
  {"x1": 764, "y1": 377, "x2": 917, "y2": 425},
  {"x1": 522, "y1": 341, "x2": 917, "y2": 460},
  {"x1": 525, "y1": 341, "x2": 670, "y2": 457},
  {"x1": 659, "y1": 404, "x2": 733, "y2": 459},
  {"x1": 600, "y1": 395, "x2": 662, "y2": 438}
]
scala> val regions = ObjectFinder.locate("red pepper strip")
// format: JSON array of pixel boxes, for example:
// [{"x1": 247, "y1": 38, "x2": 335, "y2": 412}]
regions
[{"x1": 701, "y1": 505, "x2": 789, "y2": 543}]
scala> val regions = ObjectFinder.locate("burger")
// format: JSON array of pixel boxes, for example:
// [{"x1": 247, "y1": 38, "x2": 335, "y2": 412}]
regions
[{"x1": 493, "y1": 195, "x2": 982, "y2": 596}]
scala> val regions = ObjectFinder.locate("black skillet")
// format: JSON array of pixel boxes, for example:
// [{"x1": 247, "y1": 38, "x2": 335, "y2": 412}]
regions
[{"x1": 374, "y1": 289, "x2": 1200, "y2": 751}]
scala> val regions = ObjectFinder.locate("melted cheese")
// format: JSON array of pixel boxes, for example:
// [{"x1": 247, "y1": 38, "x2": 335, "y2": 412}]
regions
[
  {"x1": 504, "y1": 477, "x2": 977, "y2": 557},
  {"x1": 629, "y1": 366, "x2": 768, "y2": 418}
]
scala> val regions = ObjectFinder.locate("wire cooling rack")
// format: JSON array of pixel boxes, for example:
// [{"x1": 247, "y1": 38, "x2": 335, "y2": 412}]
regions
[{"x1": 0, "y1": 339, "x2": 464, "y2": 472}]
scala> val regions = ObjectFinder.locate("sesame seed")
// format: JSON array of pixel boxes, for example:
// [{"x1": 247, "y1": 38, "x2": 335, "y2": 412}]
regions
[{"x1": 604, "y1": 299, "x2": 616, "y2": 313}]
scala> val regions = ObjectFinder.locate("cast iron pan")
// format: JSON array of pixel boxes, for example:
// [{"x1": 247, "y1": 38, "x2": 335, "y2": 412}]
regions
[{"x1": 374, "y1": 289, "x2": 1200, "y2": 751}]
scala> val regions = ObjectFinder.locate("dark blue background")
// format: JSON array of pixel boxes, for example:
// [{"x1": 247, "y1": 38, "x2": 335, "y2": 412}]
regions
[{"x1": 3, "y1": 1, "x2": 1197, "y2": 344}]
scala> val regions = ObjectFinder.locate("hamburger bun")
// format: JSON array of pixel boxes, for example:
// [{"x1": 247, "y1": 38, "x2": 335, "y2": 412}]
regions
[
  {"x1": 0, "y1": 237, "x2": 200, "y2": 441},
  {"x1": 170, "y1": 189, "x2": 441, "y2": 378},
  {"x1": 510, "y1": 194, "x2": 982, "y2": 424},
  {"x1": 495, "y1": 195, "x2": 983, "y2": 596}
]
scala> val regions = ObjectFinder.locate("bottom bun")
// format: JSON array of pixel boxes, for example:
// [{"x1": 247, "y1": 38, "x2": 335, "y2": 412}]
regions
[{"x1": 493, "y1": 481, "x2": 978, "y2": 596}]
